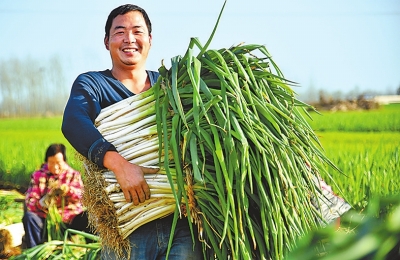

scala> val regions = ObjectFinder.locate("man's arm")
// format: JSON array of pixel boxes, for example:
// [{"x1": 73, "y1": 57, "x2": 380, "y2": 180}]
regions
[
  {"x1": 62, "y1": 74, "x2": 110, "y2": 167},
  {"x1": 63, "y1": 72, "x2": 159, "y2": 205},
  {"x1": 103, "y1": 151, "x2": 158, "y2": 205}
]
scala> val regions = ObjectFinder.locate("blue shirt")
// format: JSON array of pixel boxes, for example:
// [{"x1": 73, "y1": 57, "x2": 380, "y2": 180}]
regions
[{"x1": 62, "y1": 69, "x2": 160, "y2": 168}]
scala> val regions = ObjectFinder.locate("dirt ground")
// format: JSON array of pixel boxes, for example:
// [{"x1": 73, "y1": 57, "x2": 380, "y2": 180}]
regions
[
  {"x1": 0, "y1": 189, "x2": 25, "y2": 255},
  {"x1": 0, "y1": 223, "x2": 24, "y2": 248}
]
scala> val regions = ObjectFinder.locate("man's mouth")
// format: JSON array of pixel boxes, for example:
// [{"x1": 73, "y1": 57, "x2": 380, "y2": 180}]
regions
[{"x1": 122, "y1": 48, "x2": 139, "y2": 53}]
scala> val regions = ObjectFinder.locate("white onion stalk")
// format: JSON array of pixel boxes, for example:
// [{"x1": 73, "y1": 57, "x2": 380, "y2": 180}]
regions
[
  {"x1": 118, "y1": 198, "x2": 176, "y2": 224},
  {"x1": 127, "y1": 151, "x2": 160, "y2": 166},
  {"x1": 102, "y1": 115, "x2": 157, "y2": 144},
  {"x1": 97, "y1": 100, "x2": 156, "y2": 131},
  {"x1": 120, "y1": 204, "x2": 176, "y2": 239},
  {"x1": 119, "y1": 137, "x2": 159, "y2": 159},
  {"x1": 92, "y1": 90, "x2": 181, "y2": 241},
  {"x1": 116, "y1": 126, "x2": 158, "y2": 151},
  {"x1": 95, "y1": 88, "x2": 156, "y2": 123}
]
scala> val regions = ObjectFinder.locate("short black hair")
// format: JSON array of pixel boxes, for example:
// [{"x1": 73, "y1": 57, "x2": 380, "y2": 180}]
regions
[
  {"x1": 104, "y1": 4, "x2": 152, "y2": 39},
  {"x1": 45, "y1": 143, "x2": 67, "y2": 162}
]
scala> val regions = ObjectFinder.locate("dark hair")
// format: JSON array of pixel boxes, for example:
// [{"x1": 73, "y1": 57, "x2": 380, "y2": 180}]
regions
[
  {"x1": 104, "y1": 4, "x2": 152, "y2": 39},
  {"x1": 44, "y1": 143, "x2": 67, "y2": 162}
]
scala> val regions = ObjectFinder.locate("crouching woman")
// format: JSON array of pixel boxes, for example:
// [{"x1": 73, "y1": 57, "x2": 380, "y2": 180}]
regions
[{"x1": 22, "y1": 143, "x2": 91, "y2": 248}]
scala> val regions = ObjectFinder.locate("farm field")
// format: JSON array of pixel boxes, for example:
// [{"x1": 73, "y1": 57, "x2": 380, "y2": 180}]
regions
[
  {"x1": 305, "y1": 104, "x2": 400, "y2": 211},
  {"x1": 0, "y1": 117, "x2": 83, "y2": 192},
  {"x1": 0, "y1": 104, "x2": 399, "y2": 226},
  {"x1": 0, "y1": 104, "x2": 400, "y2": 214},
  {"x1": 314, "y1": 131, "x2": 399, "y2": 210},
  {"x1": 0, "y1": 103, "x2": 399, "y2": 259},
  {"x1": 305, "y1": 103, "x2": 400, "y2": 132}
]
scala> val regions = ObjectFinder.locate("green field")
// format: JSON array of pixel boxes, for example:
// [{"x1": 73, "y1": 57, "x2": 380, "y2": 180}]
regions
[
  {"x1": 305, "y1": 103, "x2": 400, "y2": 132},
  {"x1": 0, "y1": 104, "x2": 399, "y2": 226},
  {"x1": 315, "y1": 131, "x2": 399, "y2": 210},
  {"x1": 304, "y1": 104, "x2": 400, "y2": 210},
  {"x1": 0, "y1": 117, "x2": 83, "y2": 191}
]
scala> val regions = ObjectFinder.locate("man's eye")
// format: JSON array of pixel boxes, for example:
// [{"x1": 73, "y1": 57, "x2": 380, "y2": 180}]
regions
[{"x1": 114, "y1": 31, "x2": 124, "y2": 35}]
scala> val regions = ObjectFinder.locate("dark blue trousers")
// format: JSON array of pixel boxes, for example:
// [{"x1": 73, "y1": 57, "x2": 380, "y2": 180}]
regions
[
  {"x1": 22, "y1": 211, "x2": 92, "y2": 248},
  {"x1": 22, "y1": 211, "x2": 45, "y2": 248}
]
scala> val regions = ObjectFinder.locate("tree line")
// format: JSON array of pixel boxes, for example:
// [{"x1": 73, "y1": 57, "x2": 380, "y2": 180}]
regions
[
  {"x1": 0, "y1": 56, "x2": 68, "y2": 117},
  {"x1": 298, "y1": 83, "x2": 400, "y2": 105},
  {"x1": 1, "y1": 56, "x2": 398, "y2": 117}
]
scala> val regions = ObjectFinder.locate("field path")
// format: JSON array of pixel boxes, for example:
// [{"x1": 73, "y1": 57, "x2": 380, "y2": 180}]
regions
[
  {"x1": 0, "y1": 189, "x2": 25, "y2": 248},
  {"x1": 1, "y1": 222, "x2": 24, "y2": 247}
]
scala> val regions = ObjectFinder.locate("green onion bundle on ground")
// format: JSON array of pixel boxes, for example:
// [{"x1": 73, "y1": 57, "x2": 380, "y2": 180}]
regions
[
  {"x1": 81, "y1": 2, "x2": 343, "y2": 259},
  {"x1": 12, "y1": 206, "x2": 101, "y2": 260}
]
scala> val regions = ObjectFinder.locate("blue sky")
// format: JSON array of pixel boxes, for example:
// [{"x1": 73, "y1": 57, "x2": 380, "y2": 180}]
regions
[{"x1": 1, "y1": 0, "x2": 399, "y2": 97}]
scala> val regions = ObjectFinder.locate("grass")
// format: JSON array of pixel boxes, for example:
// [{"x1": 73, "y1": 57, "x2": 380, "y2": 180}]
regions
[
  {"x1": 0, "y1": 190, "x2": 24, "y2": 226},
  {"x1": 0, "y1": 117, "x2": 83, "y2": 191},
  {"x1": 301, "y1": 103, "x2": 400, "y2": 211},
  {"x1": 0, "y1": 105, "x2": 398, "y2": 205},
  {"x1": 316, "y1": 131, "x2": 400, "y2": 211},
  {"x1": 286, "y1": 194, "x2": 400, "y2": 260},
  {"x1": 305, "y1": 103, "x2": 400, "y2": 132},
  {"x1": 0, "y1": 104, "x2": 399, "y2": 258},
  {"x1": 284, "y1": 104, "x2": 400, "y2": 259}
]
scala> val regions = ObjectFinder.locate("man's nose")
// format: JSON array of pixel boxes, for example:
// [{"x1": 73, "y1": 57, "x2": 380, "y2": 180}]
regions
[{"x1": 125, "y1": 32, "x2": 136, "y2": 43}]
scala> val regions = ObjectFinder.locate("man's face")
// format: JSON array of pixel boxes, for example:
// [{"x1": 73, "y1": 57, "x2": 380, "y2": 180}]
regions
[{"x1": 105, "y1": 11, "x2": 152, "y2": 69}]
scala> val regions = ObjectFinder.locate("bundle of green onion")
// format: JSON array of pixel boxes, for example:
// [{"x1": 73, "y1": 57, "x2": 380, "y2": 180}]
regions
[
  {"x1": 151, "y1": 5, "x2": 340, "y2": 260},
  {"x1": 153, "y1": 44, "x2": 336, "y2": 259},
  {"x1": 83, "y1": 2, "x2": 341, "y2": 259}
]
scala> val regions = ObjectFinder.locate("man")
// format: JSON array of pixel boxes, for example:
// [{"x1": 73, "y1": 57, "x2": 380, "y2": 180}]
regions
[{"x1": 62, "y1": 4, "x2": 202, "y2": 259}]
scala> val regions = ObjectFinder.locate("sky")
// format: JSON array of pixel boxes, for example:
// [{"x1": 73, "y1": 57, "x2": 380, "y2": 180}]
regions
[{"x1": 0, "y1": 0, "x2": 399, "y2": 98}]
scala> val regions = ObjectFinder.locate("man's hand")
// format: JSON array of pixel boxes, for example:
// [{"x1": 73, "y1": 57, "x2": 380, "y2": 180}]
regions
[{"x1": 103, "y1": 151, "x2": 159, "y2": 205}]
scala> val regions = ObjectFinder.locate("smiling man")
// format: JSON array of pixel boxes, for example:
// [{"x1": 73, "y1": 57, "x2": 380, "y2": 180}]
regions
[{"x1": 62, "y1": 4, "x2": 202, "y2": 260}]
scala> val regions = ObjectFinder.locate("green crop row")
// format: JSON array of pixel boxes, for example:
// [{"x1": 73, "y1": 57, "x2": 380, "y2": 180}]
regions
[
  {"x1": 0, "y1": 104, "x2": 399, "y2": 204},
  {"x1": 316, "y1": 131, "x2": 400, "y2": 212},
  {"x1": 0, "y1": 117, "x2": 83, "y2": 191},
  {"x1": 0, "y1": 105, "x2": 399, "y2": 258},
  {"x1": 305, "y1": 103, "x2": 400, "y2": 132}
]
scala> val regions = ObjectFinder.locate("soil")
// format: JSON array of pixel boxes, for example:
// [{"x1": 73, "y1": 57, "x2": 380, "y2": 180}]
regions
[
  {"x1": 0, "y1": 189, "x2": 26, "y2": 257},
  {"x1": 0, "y1": 182, "x2": 27, "y2": 195}
]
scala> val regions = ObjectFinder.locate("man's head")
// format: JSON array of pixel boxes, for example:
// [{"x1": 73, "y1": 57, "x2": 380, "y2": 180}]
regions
[
  {"x1": 105, "y1": 4, "x2": 152, "y2": 40},
  {"x1": 104, "y1": 4, "x2": 152, "y2": 70}
]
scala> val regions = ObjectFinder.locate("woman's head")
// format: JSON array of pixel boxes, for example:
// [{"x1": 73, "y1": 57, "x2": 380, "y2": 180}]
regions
[{"x1": 45, "y1": 144, "x2": 67, "y2": 174}]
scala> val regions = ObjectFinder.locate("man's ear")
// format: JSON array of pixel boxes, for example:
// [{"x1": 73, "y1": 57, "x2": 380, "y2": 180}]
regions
[
  {"x1": 104, "y1": 36, "x2": 110, "y2": 50},
  {"x1": 149, "y1": 34, "x2": 152, "y2": 47}
]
